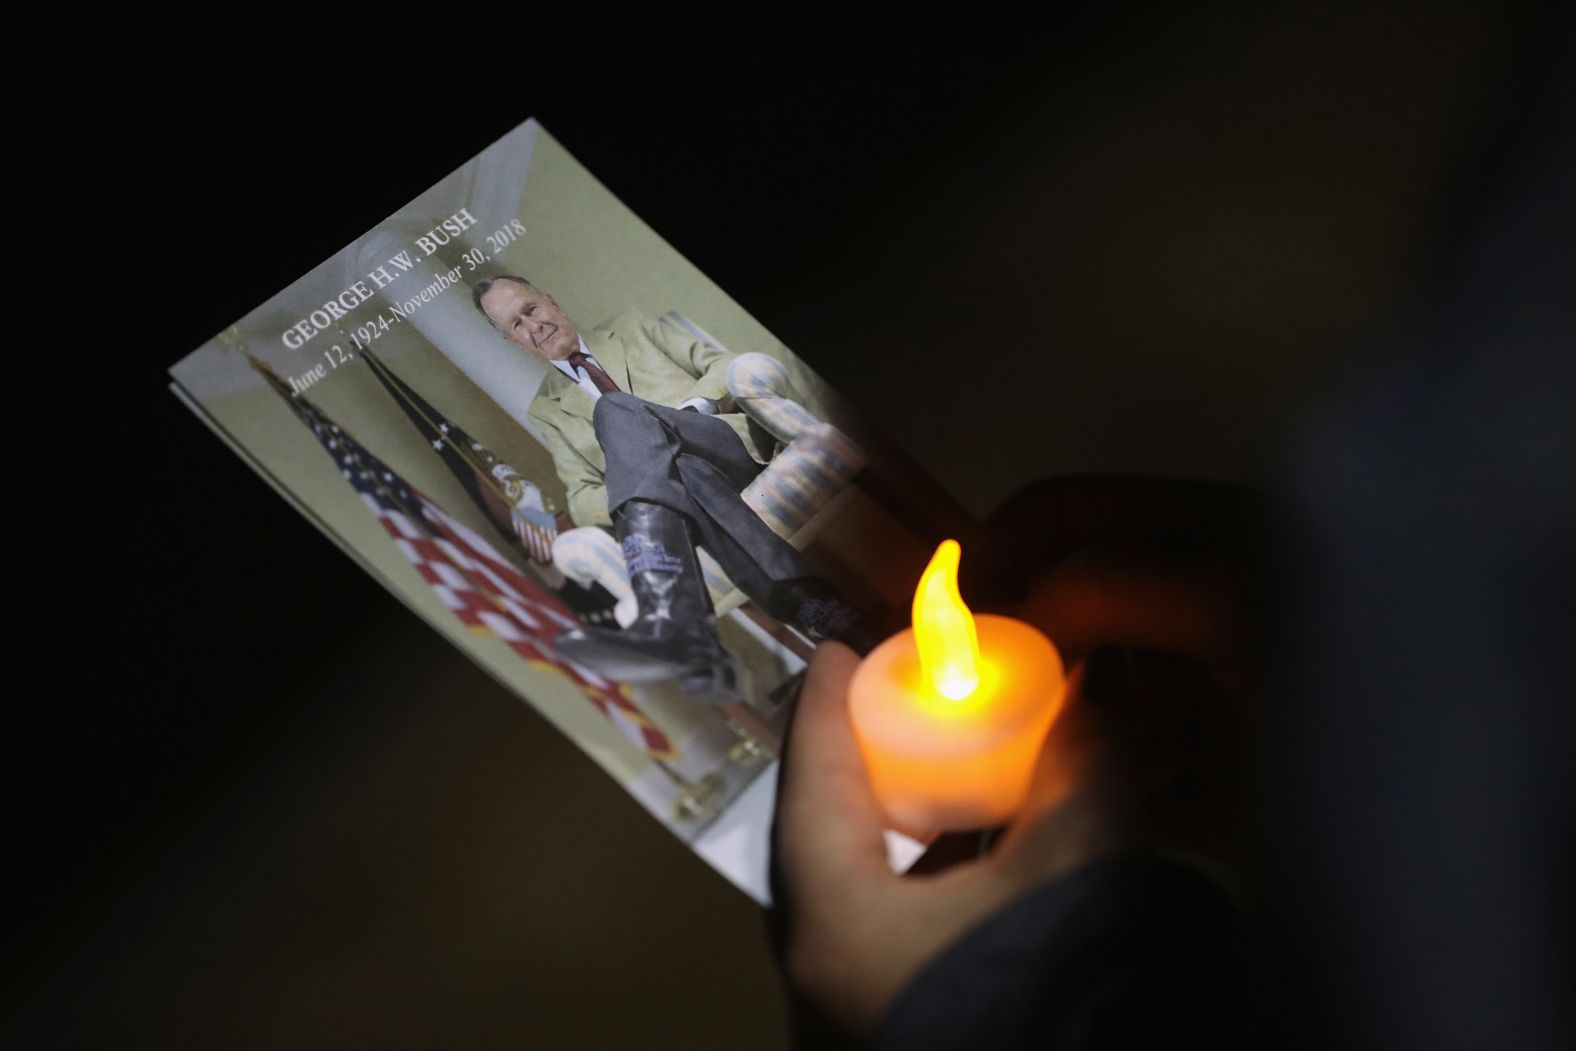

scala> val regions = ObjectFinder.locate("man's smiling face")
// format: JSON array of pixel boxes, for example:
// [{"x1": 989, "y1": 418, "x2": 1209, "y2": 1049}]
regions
[{"x1": 480, "y1": 279, "x2": 580, "y2": 361}]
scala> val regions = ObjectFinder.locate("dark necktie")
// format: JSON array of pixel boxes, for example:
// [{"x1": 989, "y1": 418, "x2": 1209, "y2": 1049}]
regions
[{"x1": 567, "y1": 351, "x2": 620, "y2": 395}]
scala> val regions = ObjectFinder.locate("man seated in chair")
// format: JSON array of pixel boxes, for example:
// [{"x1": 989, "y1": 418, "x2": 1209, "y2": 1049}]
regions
[{"x1": 473, "y1": 275, "x2": 862, "y2": 698}]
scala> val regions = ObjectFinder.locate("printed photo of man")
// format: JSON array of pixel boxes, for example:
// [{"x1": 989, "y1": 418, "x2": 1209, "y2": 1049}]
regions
[{"x1": 473, "y1": 276, "x2": 864, "y2": 698}]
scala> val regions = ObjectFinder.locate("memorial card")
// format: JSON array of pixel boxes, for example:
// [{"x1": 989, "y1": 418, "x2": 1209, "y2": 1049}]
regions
[{"x1": 167, "y1": 118, "x2": 978, "y2": 901}]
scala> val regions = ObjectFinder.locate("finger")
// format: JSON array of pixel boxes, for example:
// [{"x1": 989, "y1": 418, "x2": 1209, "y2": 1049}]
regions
[
  {"x1": 772, "y1": 642, "x2": 892, "y2": 901},
  {"x1": 965, "y1": 475, "x2": 1260, "y2": 605},
  {"x1": 1010, "y1": 545, "x2": 1251, "y2": 678},
  {"x1": 988, "y1": 661, "x2": 1135, "y2": 882}
]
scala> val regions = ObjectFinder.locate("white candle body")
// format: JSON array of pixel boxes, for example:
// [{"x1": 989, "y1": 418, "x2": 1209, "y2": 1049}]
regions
[{"x1": 849, "y1": 614, "x2": 1065, "y2": 833}]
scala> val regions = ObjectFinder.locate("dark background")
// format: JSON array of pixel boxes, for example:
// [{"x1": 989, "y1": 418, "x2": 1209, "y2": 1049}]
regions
[{"x1": 10, "y1": 6, "x2": 1564, "y2": 1047}]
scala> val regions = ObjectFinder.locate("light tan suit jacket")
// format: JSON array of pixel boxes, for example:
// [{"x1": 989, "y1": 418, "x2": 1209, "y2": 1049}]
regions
[{"x1": 528, "y1": 308, "x2": 770, "y2": 529}]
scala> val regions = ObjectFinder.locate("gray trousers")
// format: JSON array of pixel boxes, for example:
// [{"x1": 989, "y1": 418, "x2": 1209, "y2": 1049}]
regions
[{"x1": 592, "y1": 392, "x2": 812, "y2": 605}]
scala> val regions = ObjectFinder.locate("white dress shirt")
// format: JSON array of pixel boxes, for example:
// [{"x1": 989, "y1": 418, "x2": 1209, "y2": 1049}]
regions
[{"x1": 551, "y1": 335, "x2": 718, "y2": 413}]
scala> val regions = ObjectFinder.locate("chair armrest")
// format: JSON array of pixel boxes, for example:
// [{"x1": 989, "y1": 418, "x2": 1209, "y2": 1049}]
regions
[{"x1": 726, "y1": 353, "x2": 826, "y2": 444}]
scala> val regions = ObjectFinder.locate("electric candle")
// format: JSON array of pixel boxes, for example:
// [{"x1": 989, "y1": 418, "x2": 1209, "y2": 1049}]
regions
[{"x1": 849, "y1": 541, "x2": 1066, "y2": 833}]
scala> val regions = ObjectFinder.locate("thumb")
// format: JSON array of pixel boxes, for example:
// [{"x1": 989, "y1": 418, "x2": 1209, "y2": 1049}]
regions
[{"x1": 770, "y1": 642, "x2": 892, "y2": 909}]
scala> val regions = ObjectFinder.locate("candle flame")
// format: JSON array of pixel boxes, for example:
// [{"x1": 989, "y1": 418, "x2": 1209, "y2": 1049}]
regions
[{"x1": 913, "y1": 540, "x2": 980, "y2": 700}]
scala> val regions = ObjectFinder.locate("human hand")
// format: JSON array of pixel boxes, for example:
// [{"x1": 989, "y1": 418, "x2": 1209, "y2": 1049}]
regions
[{"x1": 769, "y1": 477, "x2": 1260, "y2": 1040}]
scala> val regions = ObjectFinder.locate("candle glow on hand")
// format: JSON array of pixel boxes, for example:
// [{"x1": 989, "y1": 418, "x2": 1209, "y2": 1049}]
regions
[{"x1": 913, "y1": 540, "x2": 980, "y2": 701}]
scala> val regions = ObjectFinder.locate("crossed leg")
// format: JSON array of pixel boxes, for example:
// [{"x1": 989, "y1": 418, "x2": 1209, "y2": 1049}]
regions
[{"x1": 592, "y1": 391, "x2": 815, "y2": 607}]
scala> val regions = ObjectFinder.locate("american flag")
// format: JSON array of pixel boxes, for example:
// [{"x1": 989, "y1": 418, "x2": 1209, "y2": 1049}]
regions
[
  {"x1": 355, "y1": 343, "x2": 558, "y2": 565},
  {"x1": 248, "y1": 355, "x2": 676, "y2": 760}
]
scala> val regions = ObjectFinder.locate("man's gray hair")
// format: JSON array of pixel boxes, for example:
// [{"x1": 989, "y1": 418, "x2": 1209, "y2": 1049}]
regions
[{"x1": 472, "y1": 274, "x2": 540, "y2": 326}]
